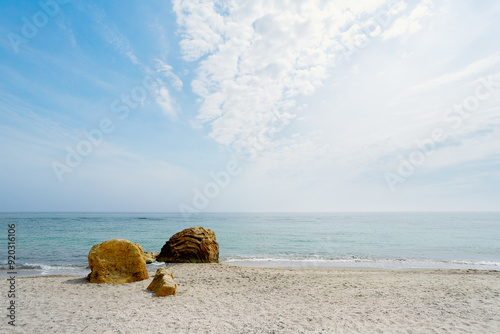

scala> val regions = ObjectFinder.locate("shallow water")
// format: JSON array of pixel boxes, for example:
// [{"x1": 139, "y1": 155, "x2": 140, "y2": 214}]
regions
[{"x1": 1, "y1": 212, "x2": 499, "y2": 276}]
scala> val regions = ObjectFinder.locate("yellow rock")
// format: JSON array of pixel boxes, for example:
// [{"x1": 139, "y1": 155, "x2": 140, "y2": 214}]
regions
[
  {"x1": 147, "y1": 267, "x2": 177, "y2": 296},
  {"x1": 144, "y1": 251, "x2": 159, "y2": 264},
  {"x1": 88, "y1": 239, "x2": 149, "y2": 284}
]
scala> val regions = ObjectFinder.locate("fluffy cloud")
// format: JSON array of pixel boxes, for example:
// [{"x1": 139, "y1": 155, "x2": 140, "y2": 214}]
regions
[
  {"x1": 173, "y1": 0, "x2": 404, "y2": 153},
  {"x1": 382, "y1": 0, "x2": 433, "y2": 40},
  {"x1": 172, "y1": 0, "x2": 500, "y2": 207}
]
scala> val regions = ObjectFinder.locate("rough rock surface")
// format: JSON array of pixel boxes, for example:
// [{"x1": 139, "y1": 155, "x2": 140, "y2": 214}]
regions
[
  {"x1": 88, "y1": 239, "x2": 149, "y2": 284},
  {"x1": 157, "y1": 227, "x2": 219, "y2": 263},
  {"x1": 147, "y1": 267, "x2": 177, "y2": 296},
  {"x1": 144, "y1": 252, "x2": 159, "y2": 264}
]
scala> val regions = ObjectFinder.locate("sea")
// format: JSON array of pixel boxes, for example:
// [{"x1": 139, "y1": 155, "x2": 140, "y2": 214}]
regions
[{"x1": 1, "y1": 212, "x2": 499, "y2": 277}]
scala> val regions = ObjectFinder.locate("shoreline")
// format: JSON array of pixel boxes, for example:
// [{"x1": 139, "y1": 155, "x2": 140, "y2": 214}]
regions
[
  {"x1": 7, "y1": 263, "x2": 500, "y2": 333},
  {"x1": 2, "y1": 258, "x2": 499, "y2": 278}
]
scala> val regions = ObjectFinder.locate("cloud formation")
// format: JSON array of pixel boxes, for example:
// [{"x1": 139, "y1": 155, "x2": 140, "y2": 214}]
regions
[
  {"x1": 412, "y1": 54, "x2": 500, "y2": 92},
  {"x1": 382, "y1": 0, "x2": 433, "y2": 40},
  {"x1": 173, "y1": 0, "x2": 406, "y2": 153}
]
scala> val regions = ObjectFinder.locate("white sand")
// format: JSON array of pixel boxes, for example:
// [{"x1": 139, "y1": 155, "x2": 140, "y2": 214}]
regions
[{"x1": 4, "y1": 264, "x2": 500, "y2": 333}]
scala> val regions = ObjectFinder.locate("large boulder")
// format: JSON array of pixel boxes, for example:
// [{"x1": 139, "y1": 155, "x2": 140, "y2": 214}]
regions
[
  {"x1": 147, "y1": 267, "x2": 177, "y2": 296},
  {"x1": 88, "y1": 239, "x2": 149, "y2": 284},
  {"x1": 157, "y1": 227, "x2": 219, "y2": 263}
]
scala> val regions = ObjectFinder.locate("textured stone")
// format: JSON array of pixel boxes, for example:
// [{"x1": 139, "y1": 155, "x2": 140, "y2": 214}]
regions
[
  {"x1": 147, "y1": 267, "x2": 177, "y2": 296},
  {"x1": 157, "y1": 227, "x2": 219, "y2": 263},
  {"x1": 144, "y1": 252, "x2": 159, "y2": 264},
  {"x1": 88, "y1": 239, "x2": 149, "y2": 284}
]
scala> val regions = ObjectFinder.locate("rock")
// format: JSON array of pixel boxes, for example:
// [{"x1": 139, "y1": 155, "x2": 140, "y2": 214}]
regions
[
  {"x1": 88, "y1": 239, "x2": 149, "y2": 284},
  {"x1": 147, "y1": 267, "x2": 177, "y2": 296},
  {"x1": 157, "y1": 227, "x2": 219, "y2": 263},
  {"x1": 144, "y1": 252, "x2": 159, "y2": 264}
]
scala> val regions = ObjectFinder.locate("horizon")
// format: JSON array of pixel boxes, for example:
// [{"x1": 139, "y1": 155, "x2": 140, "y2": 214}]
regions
[
  {"x1": 2, "y1": 211, "x2": 500, "y2": 214},
  {"x1": 1, "y1": 1, "x2": 500, "y2": 212}
]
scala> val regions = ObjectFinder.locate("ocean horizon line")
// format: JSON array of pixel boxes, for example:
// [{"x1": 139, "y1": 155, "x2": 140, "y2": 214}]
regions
[
  {"x1": 2, "y1": 210, "x2": 500, "y2": 214},
  {"x1": 2, "y1": 212, "x2": 499, "y2": 276}
]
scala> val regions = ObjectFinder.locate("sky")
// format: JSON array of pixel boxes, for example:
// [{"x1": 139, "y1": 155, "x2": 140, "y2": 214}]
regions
[{"x1": 0, "y1": 0, "x2": 499, "y2": 212}]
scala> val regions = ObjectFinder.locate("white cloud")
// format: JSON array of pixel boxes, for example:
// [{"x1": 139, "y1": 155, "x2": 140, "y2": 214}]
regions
[
  {"x1": 147, "y1": 60, "x2": 184, "y2": 119},
  {"x1": 170, "y1": 1, "x2": 500, "y2": 210},
  {"x1": 382, "y1": 0, "x2": 433, "y2": 40},
  {"x1": 412, "y1": 53, "x2": 500, "y2": 91},
  {"x1": 173, "y1": 0, "x2": 401, "y2": 152},
  {"x1": 423, "y1": 126, "x2": 500, "y2": 171},
  {"x1": 82, "y1": 4, "x2": 141, "y2": 65},
  {"x1": 155, "y1": 86, "x2": 176, "y2": 119},
  {"x1": 155, "y1": 59, "x2": 184, "y2": 90},
  {"x1": 172, "y1": 0, "x2": 225, "y2": 62}
]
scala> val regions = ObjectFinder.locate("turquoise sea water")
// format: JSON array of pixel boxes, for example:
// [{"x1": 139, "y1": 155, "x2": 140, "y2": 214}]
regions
[{"x1": 1, "y1": 212, "x2": 499, "y2": 276}]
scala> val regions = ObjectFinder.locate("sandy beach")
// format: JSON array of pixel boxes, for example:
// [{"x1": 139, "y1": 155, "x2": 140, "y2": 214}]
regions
[{"x1": 3, "y1": 264, "x2": 499, "y2": 333}]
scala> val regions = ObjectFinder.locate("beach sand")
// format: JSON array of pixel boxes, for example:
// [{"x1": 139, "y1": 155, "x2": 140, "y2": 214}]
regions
[{"x1": 5, "y1": 264, "x2": 500, "y2": 333}]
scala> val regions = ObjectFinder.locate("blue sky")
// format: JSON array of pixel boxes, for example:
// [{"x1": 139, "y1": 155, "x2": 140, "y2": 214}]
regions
[{"x1": 1, "y1": 0, "x2": 499, "y2": 212}]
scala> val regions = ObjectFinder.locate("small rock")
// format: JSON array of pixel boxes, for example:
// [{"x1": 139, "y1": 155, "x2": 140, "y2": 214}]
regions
[
  {"x1": 147, "y1": 267, "x2": 177, "y2": 296},
  {"x1": 144, "y1": 251, "x2": 159, "y2": 264}
]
